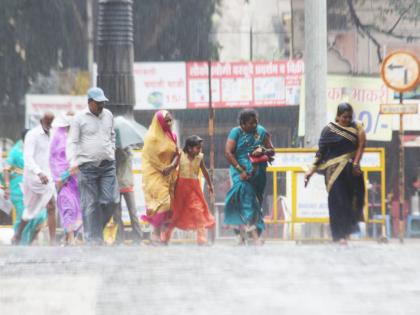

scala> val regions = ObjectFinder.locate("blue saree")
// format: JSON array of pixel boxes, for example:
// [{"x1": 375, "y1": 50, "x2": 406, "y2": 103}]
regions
[
  {"x1": 224, "y1": 125, "x2": 268, "y2": 232},
  {"x1": 6, "y1": 140, "x2": 47, "y2": 245}
]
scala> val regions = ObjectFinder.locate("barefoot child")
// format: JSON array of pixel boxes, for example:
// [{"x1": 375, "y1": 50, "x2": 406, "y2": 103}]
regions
[{"x1": 165, "y1": 135, "x2": 215, "y2": 245}]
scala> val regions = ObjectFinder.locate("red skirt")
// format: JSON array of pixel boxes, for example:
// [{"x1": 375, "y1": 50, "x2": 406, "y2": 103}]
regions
[{"x1": 170, "y1": 178, "x2": 215, "y2": 230}]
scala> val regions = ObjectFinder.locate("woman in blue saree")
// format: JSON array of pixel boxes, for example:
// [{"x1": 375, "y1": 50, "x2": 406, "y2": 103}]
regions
[
  {"x1": 3, "y1": 130, "x2": 47, "y2": 245},
  {"x1": 305, "y1": 103, "x2": 366, "y2": 244},
  {"x1": 224, "y1": 109, "x2": 274, "y2": 245}
]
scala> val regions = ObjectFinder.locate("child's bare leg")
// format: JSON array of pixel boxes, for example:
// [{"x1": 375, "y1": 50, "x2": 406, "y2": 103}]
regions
[
  {"x1": 197, "y1": 227, "x2": 207, "y2": 245},
  {"x1": 161, "y1": 226, "x2": 173, "y2": 244},
  {"x1": 151, "y1": 226, "x2": 161, "y2": 244}
]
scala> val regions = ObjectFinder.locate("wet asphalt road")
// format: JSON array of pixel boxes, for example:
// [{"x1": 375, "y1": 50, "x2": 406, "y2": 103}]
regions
[{"x1": 1, "y1": 240, "x2": 420, "y2": 315}]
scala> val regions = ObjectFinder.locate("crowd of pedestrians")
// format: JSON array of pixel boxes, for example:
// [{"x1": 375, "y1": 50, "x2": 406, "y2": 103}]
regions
[{"x1": 0, "y1": 87, "x2": 366, "y2": 246}]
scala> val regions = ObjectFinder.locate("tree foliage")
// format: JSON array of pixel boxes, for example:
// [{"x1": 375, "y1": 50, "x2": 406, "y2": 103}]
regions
[
  {"x1": 133, "y1": 0, "x2": 220, "y2": 61},
  {"x1": 0, "y1": 0, "x2": 219, "y2": 139},
  {"x1": 327, "y1": 0, "x2": 420, "y2": 62},
  {"x1": 0, "y1": 0, "x2": 87, "y2": 138}
]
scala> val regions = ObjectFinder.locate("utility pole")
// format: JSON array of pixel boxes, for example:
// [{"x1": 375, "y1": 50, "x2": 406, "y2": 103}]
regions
[
  {"x1": 249, "y1": 26, "x2": 253, "y2": 61},
  {"x1": 304, "y1": 0, "x2": 327, "y2": 147},
  {"x1": 86, "y1": 0, "x2": 94, "y2": 85},
  {"x1": 302, "y1": 0, "x2": 327, "y2": 239},
  {"x1": 208, "y1": 60, "x2": 216, "y2": 243}
]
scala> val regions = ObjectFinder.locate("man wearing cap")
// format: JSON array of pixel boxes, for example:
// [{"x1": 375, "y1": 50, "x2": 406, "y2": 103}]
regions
[
  {"x1": 12, "y1": 112, "x2": 57, "y2": 245},
  {"x1": 67, "y1": 87, "x2": 119, "y2": 244}
]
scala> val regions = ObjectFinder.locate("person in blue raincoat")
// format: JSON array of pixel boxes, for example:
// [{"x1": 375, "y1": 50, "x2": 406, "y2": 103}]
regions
[{"x1": 224, "y1": 109, "x2": 274, "y2": 245}]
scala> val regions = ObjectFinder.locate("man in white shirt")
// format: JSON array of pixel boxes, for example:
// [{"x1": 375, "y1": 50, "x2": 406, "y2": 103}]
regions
[
  {"x1": 67, "y1": 87, "x2": 119, "y2": 244},
  {"x1": 12, "y1": 112, "x2": 57, "y2": 245}
]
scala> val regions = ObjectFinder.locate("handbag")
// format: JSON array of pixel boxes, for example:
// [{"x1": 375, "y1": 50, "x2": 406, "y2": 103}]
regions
[{"x1": 249, "y1": 154, "x2": 269, "y2": 164}]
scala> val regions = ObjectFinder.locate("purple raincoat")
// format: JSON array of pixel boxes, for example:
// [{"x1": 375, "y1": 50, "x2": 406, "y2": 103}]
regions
[{"x1": 50, "y1": 127, "x2": 82, "y2": 233}]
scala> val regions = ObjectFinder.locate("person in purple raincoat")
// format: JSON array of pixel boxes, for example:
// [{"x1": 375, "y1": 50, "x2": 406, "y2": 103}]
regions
[{"x1": 50, "y1": 111, "x2": 82, "y2": 245}]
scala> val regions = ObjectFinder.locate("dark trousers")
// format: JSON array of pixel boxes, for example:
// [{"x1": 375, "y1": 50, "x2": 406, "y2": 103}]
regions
[
  {"x1": 113, "y1": 191, "x2": 143, "y2": 243},
  {"x1": 78, "y1": 160, "x2": 119, "y2": 243}
]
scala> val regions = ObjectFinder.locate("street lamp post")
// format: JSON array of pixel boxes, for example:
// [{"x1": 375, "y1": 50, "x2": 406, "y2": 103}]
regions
[{"x1": 97, "y1": 0, "x2": 135, "y2": 117}]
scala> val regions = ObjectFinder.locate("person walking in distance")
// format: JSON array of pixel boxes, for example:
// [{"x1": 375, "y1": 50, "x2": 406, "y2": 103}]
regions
[
  {"x1": 67, "y1": 87, "x2": 119, "y2": 244},
  {"x1": 113, "y1": 146, "x2": 143, "y2": 244},
  {"x1": 12, "y1": 112, "x2": 57, "y2": 245}
]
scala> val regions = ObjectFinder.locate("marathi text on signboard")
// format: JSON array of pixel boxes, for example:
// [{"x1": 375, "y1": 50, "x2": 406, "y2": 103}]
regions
[
  {"x1": 25, "y1": 95, "x2": 86, "y2": 129},
  {"x1": 299, "y1": 75, "x2": 394, "y2": 141},
  {"x1": 134, "y1": 62, "x2": 187, "y2": 110},
  {"x1": 186, "y1": 60, "x2": 304, "y2": 108}
]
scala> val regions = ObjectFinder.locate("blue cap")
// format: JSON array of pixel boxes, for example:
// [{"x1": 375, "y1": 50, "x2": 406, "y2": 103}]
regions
[{"x1": 87, "y1": 87, "x2": 109, "y2": 102}]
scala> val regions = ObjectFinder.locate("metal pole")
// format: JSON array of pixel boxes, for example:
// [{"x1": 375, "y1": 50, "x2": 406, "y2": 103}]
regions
[
  {"x1": 250, "y1": 26, "x2": 253, "y2": 61},
  {"x1": 208, "y1": 60, "x2": 216, "y2": 243},
  {"x1": 86, "y1": 0, "x2": 94, "y2": 85},
  {"x1": 398, "y1": 92, "x2": 405, "y2": 243},
  {"x1": 289, "y1": 0, "x2": 295, "y2": 59}
]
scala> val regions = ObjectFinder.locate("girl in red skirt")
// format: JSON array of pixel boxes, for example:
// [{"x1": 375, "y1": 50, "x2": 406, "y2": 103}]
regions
[{"x1": 165, "y1": 135, "x2": 215, "y2": 245}]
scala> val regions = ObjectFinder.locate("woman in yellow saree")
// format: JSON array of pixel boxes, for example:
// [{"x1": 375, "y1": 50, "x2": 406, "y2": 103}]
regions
[{"x1": 141, "y1": 110, "x2": 179, "y2": 244}]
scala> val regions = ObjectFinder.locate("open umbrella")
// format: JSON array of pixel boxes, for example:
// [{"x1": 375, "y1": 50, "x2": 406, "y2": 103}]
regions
[{"x1": 114, "y1": 116, "x2": 147, "y2": 149}]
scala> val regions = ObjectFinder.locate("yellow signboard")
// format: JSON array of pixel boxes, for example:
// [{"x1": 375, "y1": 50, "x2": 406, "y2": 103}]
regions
[{"x1": 299, "y1": 75, "x2": 394, "y2": 141}]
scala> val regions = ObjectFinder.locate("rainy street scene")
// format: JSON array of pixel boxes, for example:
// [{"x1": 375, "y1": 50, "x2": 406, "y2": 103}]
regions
[{"x1": 1, "y1": 0, "x2": 420, "y2": 314}]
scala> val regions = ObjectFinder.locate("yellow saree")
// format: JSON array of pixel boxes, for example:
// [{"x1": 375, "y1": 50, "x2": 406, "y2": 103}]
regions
[{"x1": 141, "y1": 110, "x2": 178, "y2": 215}]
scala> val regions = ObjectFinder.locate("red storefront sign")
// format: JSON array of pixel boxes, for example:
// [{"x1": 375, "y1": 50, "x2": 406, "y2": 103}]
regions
[{"x1": 186, "y1": 60, "x2": 304, "y2": 109}]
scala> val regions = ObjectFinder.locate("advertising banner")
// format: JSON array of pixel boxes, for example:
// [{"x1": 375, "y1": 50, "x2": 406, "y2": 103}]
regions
[
  {"x1": 133, "y1": 62, "x2": 187, "y2": 110},
  {"x1": 25, "y1": 95, "x2": 86, "y2": 128},
  {"x1": 299, "y1": 75, "x2": 394, "y2": 141},
  {"x1": 93, "y1": 60, "x2": 304, "y2": 110},
  {"x1": 186, "y1": 60, "x2": 303, "y2": 108}
]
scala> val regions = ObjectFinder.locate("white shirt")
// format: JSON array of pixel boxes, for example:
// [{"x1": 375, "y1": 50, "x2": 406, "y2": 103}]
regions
[
  {"x1": 24, "y1": 125, "x2": 52, "y2": 177},
  {"x1": 67, "y1": 108, "x2": 116, "y2": 167},
  {"x1": 23, "y1": 125, "x2": 54, "y2": 194}
]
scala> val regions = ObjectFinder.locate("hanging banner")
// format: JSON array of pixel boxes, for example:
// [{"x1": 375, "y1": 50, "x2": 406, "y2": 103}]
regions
[
  {"x1": 25, "y1": 95, "x2": 86, "y2": 129},
  {"x1": 186, "y1": 60, "x2": 303, "y2": 108},
  {"x1": 133, "y1": 62, "x2": 187, "y2": 110},
  {"x1": 93, "y1": 60, "x2": 304, "y2": 110},
  {"x1": 299, "y1": 75, "x2": 394, "y2": 141}
]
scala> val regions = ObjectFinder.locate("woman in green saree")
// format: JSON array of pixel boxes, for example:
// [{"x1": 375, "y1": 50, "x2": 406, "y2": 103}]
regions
[
  {"x1": 3, "y1": 130, "x2": 47, "y2": 245},
  {"x1": 224, "y1": 109, "x2": 274, "y2": 245}
]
